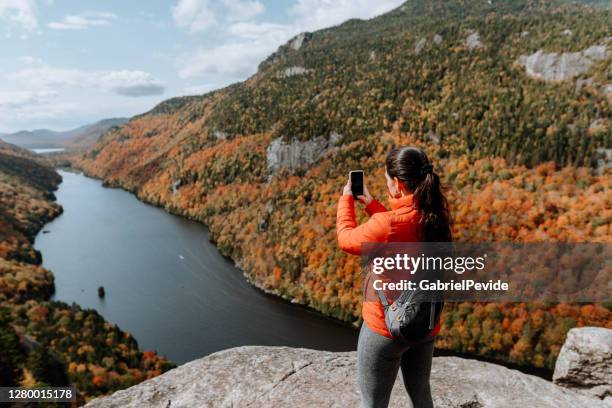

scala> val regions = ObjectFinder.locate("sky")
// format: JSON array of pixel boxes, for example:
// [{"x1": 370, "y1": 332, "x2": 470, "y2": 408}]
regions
[{"x1": 0, "y1": 0, "x2": 404, "y2": 133}]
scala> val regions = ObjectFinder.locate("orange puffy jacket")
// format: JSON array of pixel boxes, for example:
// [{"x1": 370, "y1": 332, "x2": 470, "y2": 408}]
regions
[{"x1": 336, "y1": 193, "x2": 441, "y2": 338}]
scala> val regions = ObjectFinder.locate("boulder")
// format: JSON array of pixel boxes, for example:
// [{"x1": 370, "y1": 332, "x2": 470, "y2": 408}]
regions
[
  {"x1": 553, "y1": 327, "x2": 612, "y2": 400},
  {"x1": 85, "y1": 346, "x2": 607, "y2": 408}
]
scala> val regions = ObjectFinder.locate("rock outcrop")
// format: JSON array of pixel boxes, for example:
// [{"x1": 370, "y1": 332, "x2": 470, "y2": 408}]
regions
[
  {"x1": 553, "y1": 327, "x2": 612, "y2": 400},
  {"x1": 276, "y1": 66, "x2": 310, "y2": 79},
  {"x1": 465, "y1": 29, "x2": 483, "y2": 50},
  {"x1": 517, "y1": 45, "x2": 608, "y2": 82},
  {"x1": 266, "y1": 134, "x2": 340, "y2": 174},
  {"x1": 415, "y1": 38, "x2": 427, "y2": 54},
  {"x1": 289, "y1": 32, "x2": 311, "y2": 51},
  {"x1": 86, "y1": 344, "x2": 608, "y2": 408},
  {"x1": 415, "y1": 35, "x2": 442, "y2": 54}
]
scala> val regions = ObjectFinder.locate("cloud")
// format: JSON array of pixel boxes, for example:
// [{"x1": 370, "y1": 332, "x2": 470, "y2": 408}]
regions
[
  {"x1": 18, "y1": 55, "x2": 43, "y2": 65},
  {"x1": 102, "y1": 70, "x2": 165, "y2": 96},
  {"x1": 175, "y1": 0, "x2": 404, "y2": 82},
  {"x1": 48, "y1": 11, "x2": 117, "y2": 30},
  {"x1": 182, "y1": 83, "x2": 220, "y2": 95},
  {"x1": 172, "y1": 0, "x2": 265, "y2": 32},
  {"x1": 9, "y1": 66, "x2": 165, "y2": 97},
  {"x1": 289, "y1": 0, "x2": 404, "y2": 32},
  {"x1": 0, "y1": 0, "x2": 38, "y2": 37},
  {"x1": 222, "y1": 0, "x2": 264, "y2": 22},
  {"x1": 0, "y1": 89, "x2": 57, "y2": 109},
  {"x1": 172, "y1": 0, "x2": 216, "y2": 33},
  {"x1": 177, "y1": 22, "x2": 294, "y2": 79}
]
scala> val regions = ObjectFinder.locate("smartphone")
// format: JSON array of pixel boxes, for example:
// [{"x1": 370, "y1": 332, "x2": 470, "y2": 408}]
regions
[{"x1": 350, "y1": 170, "x2": 364, "y2": 199}]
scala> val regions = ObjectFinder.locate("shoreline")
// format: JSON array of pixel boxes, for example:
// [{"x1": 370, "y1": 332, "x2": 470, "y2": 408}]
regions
[{"x1": 58, "y1": 164, "x2": 555, "y2": 380}]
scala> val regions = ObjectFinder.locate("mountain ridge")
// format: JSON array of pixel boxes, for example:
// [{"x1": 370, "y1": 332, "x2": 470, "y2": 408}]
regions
[
  {"x1": 75, "y1": 0, "x2": 611, "y2": 371},
  {"x1": 1, "y1": 118, "x2": 129, "y2": 150}
]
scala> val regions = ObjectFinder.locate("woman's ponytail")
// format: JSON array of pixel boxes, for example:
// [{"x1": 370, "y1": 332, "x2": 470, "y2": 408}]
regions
[{"x1": 386, "y1": 147, "x2": 452, "y2": 242}]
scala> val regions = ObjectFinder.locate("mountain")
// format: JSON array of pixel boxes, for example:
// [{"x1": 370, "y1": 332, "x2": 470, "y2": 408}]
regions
[
  {"x1": 76, "y1": 0, "x2": 611, "y2": 370},
  {"x1": 1, "y1": 118, "x2": 128, "y2": 150},
  {"x1": 65, "y1": 118, "x2": 130, "y2": 152}
]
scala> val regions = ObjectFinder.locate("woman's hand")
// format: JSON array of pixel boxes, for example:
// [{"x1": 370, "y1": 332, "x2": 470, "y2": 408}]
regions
[
  {"x1": 358, "y1": 184, "x2": 373, "y2": 206},
  {"x1": 342, "y1": 178, "x2": 373, "y2": 206},
  {"x1": 342, "y1": 179, "x2": 353, "y2": 196}
]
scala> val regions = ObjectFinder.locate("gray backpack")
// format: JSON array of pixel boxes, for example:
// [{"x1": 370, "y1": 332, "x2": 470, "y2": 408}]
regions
[{"x1": 376, "y1": 288, "x2": 443, "y2": 342}]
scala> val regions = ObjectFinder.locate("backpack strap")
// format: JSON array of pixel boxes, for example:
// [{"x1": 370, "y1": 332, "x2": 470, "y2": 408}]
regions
[
  {"x1": 429, "y1": 302, "x2": 435, "y2": 330},
  {"x1": 375, "y1": 289, "x2": 389, "y2": 308}
]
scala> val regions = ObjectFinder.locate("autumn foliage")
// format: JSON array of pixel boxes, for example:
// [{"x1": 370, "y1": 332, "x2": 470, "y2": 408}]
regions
[
  {"x1": 0, "y1": 142, "x2": 174, "y2": 400},
  {"x1": 76, "y1": 1, "x2": 611, "y2": 371}
]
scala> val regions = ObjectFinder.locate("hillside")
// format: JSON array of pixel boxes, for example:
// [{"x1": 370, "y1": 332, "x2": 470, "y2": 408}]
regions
[
  {"x1": 77, "y1": 0, "x2": 611, "y2": 370},
  {"x1": 0, "y1": 142, "x2": 173, "y2": 401},
  {"x1": 1, "y1": 118, "x2": 128, "y2": 151}
]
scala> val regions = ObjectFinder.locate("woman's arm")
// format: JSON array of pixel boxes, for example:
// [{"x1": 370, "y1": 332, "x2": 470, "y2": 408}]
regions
[
  {"x1": 336, "y1": 195, "x2": 388, "y2": 255},
  {"x1": 357, "y1": 183, "x2": 387, "y2": 216},
  {"x1": 364, "y1": 199, "x2": 388, "y2": 215}
]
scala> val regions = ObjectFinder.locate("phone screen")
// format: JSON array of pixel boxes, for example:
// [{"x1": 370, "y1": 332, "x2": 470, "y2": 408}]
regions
[{"x1": 350, "y1": 171, "x2": 364, "y2": 198}]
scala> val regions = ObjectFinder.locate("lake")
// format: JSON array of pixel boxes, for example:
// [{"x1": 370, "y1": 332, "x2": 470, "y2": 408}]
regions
[
  {"x1": 31, "y1": 147, "x2": 65, "y2": 154},
  {"x1": 34, "y1": 170, "x2": 358, "y2": 364}
]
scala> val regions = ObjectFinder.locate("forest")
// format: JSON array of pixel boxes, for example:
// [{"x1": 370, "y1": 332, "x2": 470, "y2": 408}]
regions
[
  {"x1": 76, "y1": 0, "x2": 610, "y2": 371},
  {"x1": 0, "y1": 141, "x2": 174, "y2": 403}
]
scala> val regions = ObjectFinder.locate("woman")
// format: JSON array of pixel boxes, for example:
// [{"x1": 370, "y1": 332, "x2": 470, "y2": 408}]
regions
[{"x1": 336, "y1": 146, "x2": 452, "y2": 408}]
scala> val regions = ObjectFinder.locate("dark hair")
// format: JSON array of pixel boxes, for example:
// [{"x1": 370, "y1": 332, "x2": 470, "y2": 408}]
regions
[{"x1": 385, "y1": 147, "x2": 452, "y2": 242}]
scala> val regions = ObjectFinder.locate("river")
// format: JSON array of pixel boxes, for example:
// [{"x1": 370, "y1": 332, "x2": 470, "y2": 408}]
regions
[{"x1": 34, "y1": 170, "x2": 358, "y2": 364}]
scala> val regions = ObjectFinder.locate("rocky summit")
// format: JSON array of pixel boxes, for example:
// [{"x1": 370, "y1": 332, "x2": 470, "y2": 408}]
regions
[{"x1": 85, "y1": 328, "x2": 610, "y2": 408}]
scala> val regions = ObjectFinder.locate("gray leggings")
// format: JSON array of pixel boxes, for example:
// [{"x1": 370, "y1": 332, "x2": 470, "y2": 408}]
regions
[{"x1": 357, "y1": 323, "x2": 434, "y2": 408}]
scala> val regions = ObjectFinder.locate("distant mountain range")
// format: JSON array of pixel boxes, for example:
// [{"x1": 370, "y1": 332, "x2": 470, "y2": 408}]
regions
[{"x1": 0, "y1": 118, "x2": 129, "y2": 151}]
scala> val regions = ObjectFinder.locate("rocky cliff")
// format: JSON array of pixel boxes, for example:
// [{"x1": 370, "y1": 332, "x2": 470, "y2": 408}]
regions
[{"x1": 85, "y1": 327, "x2": 611, "y2": 408}]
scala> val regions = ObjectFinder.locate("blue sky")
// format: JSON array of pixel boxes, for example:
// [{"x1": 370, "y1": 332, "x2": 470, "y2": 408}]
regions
[{"x1": 0, "y1": 0, "x2": 404, "y2": 132}]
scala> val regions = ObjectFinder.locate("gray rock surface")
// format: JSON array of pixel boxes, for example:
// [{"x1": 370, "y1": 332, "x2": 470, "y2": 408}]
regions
[
  {"x1": 277, "y1": 66, "x2": 309, "y2": 79},
  {"x1": 85, "y1": 346, "x2": 607, "y2": 408},
  {"x1": 465, "y1": 30, "x2": 483, "y2": 50},
  {"x1": 212, "y1": 130, "x2": 228, "y2": 140},
  {"x1": 415, "y1": 38, "x2": 427, "y2": 54},
  {"x1": 553, "y1": 327, "x2": 612, "y2": 400},
  {"x1": 266, "y1": 136, "x2": 329, "y2": 173},
  {"x1": 517, "y1": 45, "x2": 608, "y2": 82},
  {"x1": 596, "y1": 148, "x2": 612, "y2": 174},
  {"x1": 290, "y1": 33, "x2": 309, "y2": 51},
  {"x1": 589, "y1": 118, "x2": 608, "y2": 134},
  {"x1": 575, "y1": 76, "x2": 594, "y2": 93}
]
